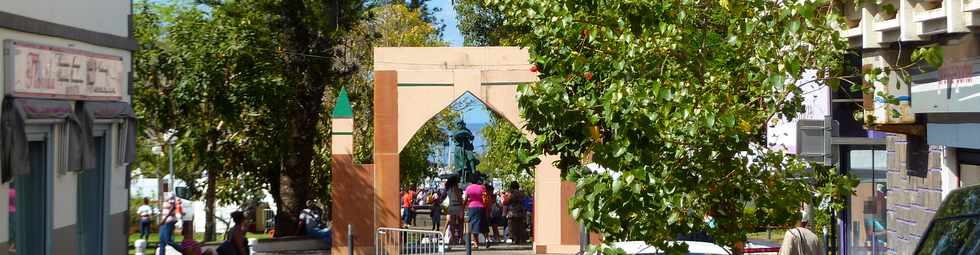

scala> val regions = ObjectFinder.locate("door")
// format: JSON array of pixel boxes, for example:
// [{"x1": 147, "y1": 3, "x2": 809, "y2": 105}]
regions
[
  {"x1": 844, "y1": 146, "x2": 888, "y2": 255},
  {"x1": 14, "y1": 140, "x2": 51, "y2": 255},
  {"x1": 77, "y1": 136, "x2": 107, "y2": 255}
]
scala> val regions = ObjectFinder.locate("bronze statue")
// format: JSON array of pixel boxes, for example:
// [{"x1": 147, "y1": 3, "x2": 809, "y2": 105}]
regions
[{"x1": 451, "y1": 119, "x2": 479, "y2": 182}]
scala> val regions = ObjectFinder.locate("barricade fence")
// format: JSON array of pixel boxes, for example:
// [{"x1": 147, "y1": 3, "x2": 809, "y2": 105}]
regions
[{"x1": 376, "y1": 227, "x2": 447, "y2": 255}]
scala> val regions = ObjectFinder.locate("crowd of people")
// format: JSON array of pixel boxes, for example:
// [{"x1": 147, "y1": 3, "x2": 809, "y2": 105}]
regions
[
  {"x1": 137, "y1": 196, "x2": 251, "y2": 255},
  {"x1": 400, "y1": 172, "x2": 534, "y2": 249}
]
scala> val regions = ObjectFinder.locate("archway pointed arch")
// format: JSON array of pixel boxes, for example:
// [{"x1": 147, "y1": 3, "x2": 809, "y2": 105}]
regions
[{"x1": 331, "y1": 47, "x2": 587, "y2": 254}]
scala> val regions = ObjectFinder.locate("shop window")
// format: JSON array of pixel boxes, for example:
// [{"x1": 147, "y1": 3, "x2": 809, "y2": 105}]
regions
[
  {"x1": 847, "y1": 148, "x2": 888, "y2": 255},
  {"x1": 959, "y1": 149, "x2": 980, "y2": 188}
]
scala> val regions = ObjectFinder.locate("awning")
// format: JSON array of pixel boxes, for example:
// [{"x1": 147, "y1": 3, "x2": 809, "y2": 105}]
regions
[
  {"x1": 2, "y1": 98, "x2": 86, "y2": 182},
  {"x1": 77, "y1": 101, "x2": 137, "y2": 166}
]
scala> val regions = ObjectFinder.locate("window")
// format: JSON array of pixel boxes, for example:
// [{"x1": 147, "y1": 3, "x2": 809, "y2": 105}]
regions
[
  {"x1": 846, "y1": 147, "x2": 888, "y2": 255},
  {"x1": 959, "y1": 149, "x2": 980, "y2": 188}
]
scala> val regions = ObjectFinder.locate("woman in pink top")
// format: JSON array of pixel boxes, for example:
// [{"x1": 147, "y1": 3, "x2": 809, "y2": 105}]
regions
[{"x1": 464, "y1": 176, "x2": 487, "y2": 249}]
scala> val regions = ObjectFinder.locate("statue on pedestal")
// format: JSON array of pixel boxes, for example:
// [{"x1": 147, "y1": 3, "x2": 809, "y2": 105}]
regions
[{"x1": 450, "y1": 119, "x2": 479, "y2": 182}]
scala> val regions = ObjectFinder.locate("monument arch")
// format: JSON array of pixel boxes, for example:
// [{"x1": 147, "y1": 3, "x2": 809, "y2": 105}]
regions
[{"x1": 331, "y1": 47, "x2": 587, "y2": 254}]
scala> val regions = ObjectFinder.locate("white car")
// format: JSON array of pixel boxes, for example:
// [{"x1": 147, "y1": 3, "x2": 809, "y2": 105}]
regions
[{"x1": 612, "y1": 241, "x2": 732, "y2": 255}]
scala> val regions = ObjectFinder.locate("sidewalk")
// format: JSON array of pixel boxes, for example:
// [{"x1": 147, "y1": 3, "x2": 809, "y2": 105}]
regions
[{"x1": 444, "y1": 243, "x2": 536, "y2": 254}]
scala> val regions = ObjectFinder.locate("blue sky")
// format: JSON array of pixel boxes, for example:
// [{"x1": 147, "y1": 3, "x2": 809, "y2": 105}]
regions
[{"x1": 431, "y1": 0, "x2": 464, "y2": 46}]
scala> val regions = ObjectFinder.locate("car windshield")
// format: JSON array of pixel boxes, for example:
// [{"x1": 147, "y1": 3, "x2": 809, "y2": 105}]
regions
[{"x1": 916, "y1": 216, "x2": 980, "y2": 255}]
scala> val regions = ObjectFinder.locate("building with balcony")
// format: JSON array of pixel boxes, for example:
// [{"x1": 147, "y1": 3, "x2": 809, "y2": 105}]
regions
[
  {"x1": 0, "y1": 1, "x2": 137, "y2": 254},
  {"x1": 837, "y1": 1, "x2": 980, "y2": 254}
]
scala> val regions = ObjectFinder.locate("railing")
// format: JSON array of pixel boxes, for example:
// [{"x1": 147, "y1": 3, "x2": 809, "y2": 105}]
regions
[{"x1": 376, "y1": 227, "x2": 447, "y2": 255}]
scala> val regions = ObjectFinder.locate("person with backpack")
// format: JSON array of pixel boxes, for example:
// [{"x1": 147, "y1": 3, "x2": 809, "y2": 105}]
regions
[{"x1": 503, "y1": 181, "x2": 528, "y2": 245}]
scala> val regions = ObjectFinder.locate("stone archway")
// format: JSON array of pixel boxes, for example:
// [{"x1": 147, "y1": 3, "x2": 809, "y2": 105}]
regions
[{"x1": 331, "y1": 47, "x2": 584, "y2": 254}]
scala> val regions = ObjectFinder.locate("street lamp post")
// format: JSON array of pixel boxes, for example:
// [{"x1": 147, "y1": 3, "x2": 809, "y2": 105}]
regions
[
  {"x1": 161, "y1": 130, "x2": 177, "y2": 198},
  {"x1": 169, "y1": 141, "x2": 174, "y2": 195}
]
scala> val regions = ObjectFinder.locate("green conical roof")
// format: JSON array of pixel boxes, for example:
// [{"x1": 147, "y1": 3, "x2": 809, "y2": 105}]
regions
[{"x1": 332, "y1": 87, "x2": 353, "y2": 118}]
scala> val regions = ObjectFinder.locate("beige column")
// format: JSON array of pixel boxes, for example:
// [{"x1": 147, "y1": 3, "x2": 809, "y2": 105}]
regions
[{"x1": 533, "y1": 155, "x2": 583, "y2": 254}]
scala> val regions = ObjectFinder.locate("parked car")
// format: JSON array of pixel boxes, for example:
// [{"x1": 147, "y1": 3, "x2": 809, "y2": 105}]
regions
[
  {"x1": 914, "y1": 185, "x2": 980, "y2": 255},
  {"x1": 611, "y1": 241, "x2": 732, "y2": 255}
]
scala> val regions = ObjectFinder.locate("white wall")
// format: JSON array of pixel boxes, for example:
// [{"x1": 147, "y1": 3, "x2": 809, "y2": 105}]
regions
[
  {"x1": 52, "y1": 126, "x2": 77, "y2": 229},
  {"x1": 109, "y1": 123, "x2": 129, "y2": 215},
  {"x1": 0, "y1": 0, "x2": 131, "y2": 37},
  {"x1": 767, "y1": 70, "x2": 831, "y2": 153}
]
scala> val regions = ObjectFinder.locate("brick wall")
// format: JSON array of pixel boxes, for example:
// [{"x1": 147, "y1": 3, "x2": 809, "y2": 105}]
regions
[{"x1": 884, "y1": 134, "x2": 944, "y2": 254}]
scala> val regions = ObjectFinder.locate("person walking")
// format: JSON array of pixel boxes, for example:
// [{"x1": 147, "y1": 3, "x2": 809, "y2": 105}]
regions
[
  {"x1": 137, "y1": 197, "x2": 154, "y2": 240},
  {"x1": 430, "y1": 187, "x2": 446, "y2": 231},
  {"x1": 464, "y1": 175, "x2": 487, "y2": 249},
  {"x1": 503, "y1": 181, "x2": 528, "y2": 245},
  {"x1": 445, "y1": 176, "x2": 464, "y2": 245},
  {"x1": 157, "y1": 197, "x2": 181, "y2": 255},
  {"x1": 485, "y1": 184, "x2": 503, "y2": 245},
  {"x1": 402, "y1": 187, "x2": 415, "y2": 227},
  {"x1": 778, "y1": 205, "x2": 823, "y2": 255},
  {"x1": 410, "y1": 187, "x2": 419, "y2": 226}
]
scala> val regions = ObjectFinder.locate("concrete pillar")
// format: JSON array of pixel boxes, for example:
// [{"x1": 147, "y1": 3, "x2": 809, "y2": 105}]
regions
[
  {"x1": 533, "y1": 155, "x2": 582, "y2": 254},
  {"x1": 330, "y1": 155, "x2": 375, "y2": 255},
  {"x1": 373, "y1": 70, "x2": 402, "y2": 234}
]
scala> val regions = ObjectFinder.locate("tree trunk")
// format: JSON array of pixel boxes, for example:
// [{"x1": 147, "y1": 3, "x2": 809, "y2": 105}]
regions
[
  {"x1": 204, "y1": 168, "x2": 217, "y2": 241},
  {"x1": 271, "y1": 0, "x2": 349, "y2": 237}
]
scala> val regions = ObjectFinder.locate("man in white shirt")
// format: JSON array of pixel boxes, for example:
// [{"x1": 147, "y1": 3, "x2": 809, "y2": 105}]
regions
[
  {"x1": 299, "y1": 202, "x2": 331, "y2": 249},
  {"x1": 779, "y1": 205, "x2": 823, "y2": 255},
  {"x1": 137, "y1": 197, "x2": 154, "y2": 240}
]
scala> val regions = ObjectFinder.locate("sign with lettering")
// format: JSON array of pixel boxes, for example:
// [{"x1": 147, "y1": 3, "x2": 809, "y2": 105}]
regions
[
  {"x1": 4, "y1": 40, "x2": 125, "y2": 101},
  {"x1": 911, "y1": 58, "x2": 980, "y2": 113}
]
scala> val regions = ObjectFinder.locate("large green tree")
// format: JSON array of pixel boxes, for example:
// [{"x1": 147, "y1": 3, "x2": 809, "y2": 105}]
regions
[
  {"x1": 134, "y1": 0, "x2": 366, "y2": 237},
  {"x1": 493, "y1": 0, "x2": 860, "y2": 253},
  {"x1": 134, "y1": 1, "x2": 286, "y2": 240}
]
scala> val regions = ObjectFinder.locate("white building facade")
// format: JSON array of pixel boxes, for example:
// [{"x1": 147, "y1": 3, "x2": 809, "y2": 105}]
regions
[
  {"x1": 841, "y1": 1, "x2": 980, "y2": 254},
  {"x1": 0, "y1": 1, "x2": 136, "y2": 254}
]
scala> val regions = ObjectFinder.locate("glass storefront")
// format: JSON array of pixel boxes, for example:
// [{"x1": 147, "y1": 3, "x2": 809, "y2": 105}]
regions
[{"x1": 845, "y1": 147, "x2": 888, "y2": 255}]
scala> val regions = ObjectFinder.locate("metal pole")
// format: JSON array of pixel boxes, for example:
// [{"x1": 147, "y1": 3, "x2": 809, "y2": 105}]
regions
[
  {"x1": 580, "y1": 224, "x2": 589, "y2": 254},
  {"x1": 348, "y1": 224, "x2": 354, "y2": 255},
  {"x1": 168, "y1": 142, "x2": 174, "y2": 194},
  {"x1": 465, "y1": 234, "x2": 472, "y2": 255}
]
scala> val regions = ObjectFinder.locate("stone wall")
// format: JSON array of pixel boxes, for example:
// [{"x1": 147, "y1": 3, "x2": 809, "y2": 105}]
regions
[{"x1": 884, "y1": 134, "x2": 944, "y2": 254}]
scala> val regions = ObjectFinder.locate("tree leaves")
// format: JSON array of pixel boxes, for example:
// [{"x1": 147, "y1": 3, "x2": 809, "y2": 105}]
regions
[
  {"x1": 493, "y1": 0, "x2": 858, "y2": 252},
  {"x1": 912, "y1": 45, "x2": 944, "y2": 68}
]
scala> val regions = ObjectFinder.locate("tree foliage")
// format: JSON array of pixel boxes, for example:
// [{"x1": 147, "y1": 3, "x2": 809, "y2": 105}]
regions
[
  {"x1": 400, "y1": 108, "x2": 459, "y2": 187},
  {"x1": 477, "y1": 113, "x2": 538, "y2": 192},
  {"x1": 346, "y1": 2, "x2": 448, "y2": 164},
  {"x1": 454, "y1": 0, "x2": 523, "y2": 46},
  {"x1": 134, "y1": 0, "x2": 366, "y2": 237},
  {"x1": 492, "y1": 0, "x2": 860, "y2": 253}
]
